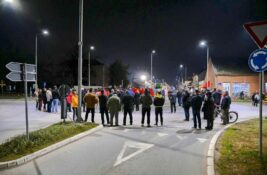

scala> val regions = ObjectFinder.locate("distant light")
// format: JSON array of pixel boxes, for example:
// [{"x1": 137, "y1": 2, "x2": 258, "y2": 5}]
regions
[
  {"x1": 4, "y1": 0, "x2": 14, "y2": 3},
  {"x1": 199, "y1": 40, "x2": 207, "y2": 47},
  {"x1": 152, "y1": 50, "x2": 156, "y2": 54},
  {"x1": 90, "y1": 46, "x2": 95, "y2": 50},
  {"x1": 140, "y1": 75, "x2": 147, "y2": 81},
  {"x1": 180, "y1": 64, "x2": 183, "y2": 68},
  {"x1": 42, "y1": 29, "x2": 49, "y2": 36}
]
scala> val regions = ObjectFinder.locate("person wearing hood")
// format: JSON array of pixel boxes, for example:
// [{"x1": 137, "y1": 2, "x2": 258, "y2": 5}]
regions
[
  {"x1": 202, "y1": 91, "x2": 215, "y2": 130},
  {"x1": 107, "y1": 93, "x2": 121, "y2": 126},
  {"x1": 122, "y1": 91, "x2": 134, "y2": 125},
  {"x1": 140, "y1": 89, "x2": 153, "y2": 127},
  {"x1": 153, "y1": 91, "x2": 165, "y2": 126}
]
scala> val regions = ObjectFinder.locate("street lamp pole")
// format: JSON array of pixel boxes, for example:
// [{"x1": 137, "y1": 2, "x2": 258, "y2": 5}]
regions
[
  {"x1": 206, "y1": 46, "x2": 209, "y2": 88},
  {"x1": 77, "y1": 0, "x2": 84, "y2": 120},
  {"x1": 151, "y1": 50, "x2": 155, "y2": 82},
  {"x1": 88, "y1": 46, "x2": 95, "y2": 87},
  {"x1": 35, "y1": 35, "x2": 38, "y2": 89}
]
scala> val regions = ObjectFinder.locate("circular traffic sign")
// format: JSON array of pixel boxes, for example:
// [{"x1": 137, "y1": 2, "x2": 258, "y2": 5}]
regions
[{"x1": 248, "y1": 49, "x2": 267, "y2": 72}]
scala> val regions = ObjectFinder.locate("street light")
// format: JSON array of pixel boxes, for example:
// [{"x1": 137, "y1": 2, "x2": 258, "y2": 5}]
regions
[
  {"x1": 140, "y1": 75, "x2": 147, "y2": 81},
  {"x1": 199, "y1": 40, "x2": 209, "y2": 88},
  {"x1": 35, "y1": 29, "x2": 50, "y2": 89},
  {"x1": 151, "y1": 50, "x2": 156, "y2": 82},
  {"x1": 179, "y1": 64, "x2": 187, "y2": 85},
  {"x1": 88, "y1": 45, "x2": 95, "y2": 87},
  {"x1": 3, "y1": 0, "x2": 14, "y2": 3}
]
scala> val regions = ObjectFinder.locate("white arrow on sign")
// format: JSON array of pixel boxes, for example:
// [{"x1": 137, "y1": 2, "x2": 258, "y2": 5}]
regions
[
  {"x1": 113, "y1": 141, "x2": 154, "y2": 167},
  {"x1": 6, "y1": 72, "x2": 36, "y2": 82},
  {"x1": 6, "y1": 62, "x2": 22, "y2": 73},
  {"x1": 250, "y1": 59, "x2": 259, "y2": 70}
]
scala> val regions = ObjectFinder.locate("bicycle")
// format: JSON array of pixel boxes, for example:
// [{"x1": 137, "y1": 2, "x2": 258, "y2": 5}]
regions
[{"x1": 214, "y1": 105, "x2": 238, "y2": 123}]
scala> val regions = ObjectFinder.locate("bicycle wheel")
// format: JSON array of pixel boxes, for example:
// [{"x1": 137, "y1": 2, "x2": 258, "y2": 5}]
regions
[{"x1": 229, "y1": 111, "x2": 238, "y2": 123}]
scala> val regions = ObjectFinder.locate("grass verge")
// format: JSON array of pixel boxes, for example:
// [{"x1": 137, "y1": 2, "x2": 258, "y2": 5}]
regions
[
  {"x1": 215, "y1": 119, "x2": 267, "y2": 175},
  {"x1": 0, "y1": 122, "x2": 98, "y2": 162}
]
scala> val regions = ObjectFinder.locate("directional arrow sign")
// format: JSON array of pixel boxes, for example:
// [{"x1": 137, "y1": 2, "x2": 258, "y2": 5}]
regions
[
  {"x1": 244, "y1": 21, "x2": 267, "y2": 48},
  {"x1": 25, "y1": 64, "x2": 36, "y2": 74},
  {"x1": 6, "y1": 62, "x2": 22, "y2": 73},
  {"x1": 248, "y1": 49, "x2": 267, "y2": 72},
  {"x1": 6, "y1": 72, "x2": 36, "y2": 82}
]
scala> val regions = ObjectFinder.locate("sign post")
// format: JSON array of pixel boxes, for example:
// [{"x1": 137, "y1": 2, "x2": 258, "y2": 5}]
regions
[
  {"x1": 6, "y1": 62, "x2": 36, "y2": 140},
  {"x1": 245, "y1": 21, "x2": 267, "y2": 158}
]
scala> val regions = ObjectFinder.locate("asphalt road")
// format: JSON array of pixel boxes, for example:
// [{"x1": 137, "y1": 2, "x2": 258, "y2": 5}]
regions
[{"x1": 0, "y1": 101, "x2": 265, "y2": 175}]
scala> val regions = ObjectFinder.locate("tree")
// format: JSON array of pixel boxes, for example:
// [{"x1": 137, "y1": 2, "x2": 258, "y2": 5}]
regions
[{"x1": 109, "y1": 60, "x2": 129, "y2": 88}]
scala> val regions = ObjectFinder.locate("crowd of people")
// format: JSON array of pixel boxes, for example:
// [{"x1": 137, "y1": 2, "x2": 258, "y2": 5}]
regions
[{"x1": 34, "y1": 86, "x2": 232, "y2": 131}]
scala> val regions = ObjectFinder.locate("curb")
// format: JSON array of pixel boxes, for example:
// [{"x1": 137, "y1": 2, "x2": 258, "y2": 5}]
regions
[
  {"x1": 206, "y1": 118, "x2": 256, "y2": 175},
  {"x1": 0, "y1": 124, "x2": 103, "y2": 170}
]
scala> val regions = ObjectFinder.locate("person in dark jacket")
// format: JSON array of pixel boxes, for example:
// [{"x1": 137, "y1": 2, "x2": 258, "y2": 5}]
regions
[
  {"x1": 177, "y1": 90, "x2": 182, "y2": 106},
  {"x1": 212, "y1": 89, "x2": 222, "y2": 105},
  {"x1": 51, "y1": 86, "x2": 60, "y2": 113},
  {"x1": 134, "y1": 91, "x2": 141, "y2": 111},
  {"x1": 191, "y1": 90, "x2": 203, "y2": 129},
  {"x1": 99, "y1": 90, "x2": 110, "y2": 126},
  {"x1": 169, "y1": 92, "x2": 177, "y2": 113},
  {"x1": 182, "y1": 91, "x2": 191, "y2": 121},
  {"x1": 122, "y1": 91, "x2": 134, "y2": 125},
  {"x1": 153, "y1": 91, "x2": 165, "y2": 126},
  {"x1": 202, "y1": 92, "x2": 215, "y2": 130},
  {"x1": 37, "y1": 89, "x2": 43, "y2": 111},
  {"x1": 140, "y1": 89, "x2": 153, "y2": 127},
  {"x1": 221, "y1": 91, "x2": 231, "y2": 125}
]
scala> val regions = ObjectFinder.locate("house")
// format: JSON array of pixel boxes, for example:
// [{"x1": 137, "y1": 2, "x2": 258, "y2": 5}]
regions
[{"x1": 200, "y1": 58, "x2": 267, "y2": 97}]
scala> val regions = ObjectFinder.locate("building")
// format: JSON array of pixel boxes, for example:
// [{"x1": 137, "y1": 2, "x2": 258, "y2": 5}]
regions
[{"x1": 198, "y1": 58, "x2": 267, "y2": 97}]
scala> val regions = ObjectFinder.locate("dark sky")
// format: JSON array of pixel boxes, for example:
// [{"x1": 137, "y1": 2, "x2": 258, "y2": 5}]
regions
[{"x1": 0, "y1": 0, "x2": 267, "y2": 84}]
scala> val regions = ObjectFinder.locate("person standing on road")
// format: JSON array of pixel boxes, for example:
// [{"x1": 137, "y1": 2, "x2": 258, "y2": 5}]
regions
[
  {"x1": 191, "y1": 90, "x2": 203, "y2": 129},
  {"x1": 107, "y1": 93, "x2": 121, "y2": 126},
  {"x1": 182, "y1": 91, "x2": 191, "y2": 121},
  {"x1": 42, "y1": 88, "x2": 47, "y2": 111},
  {"x1": 71, "y1": 89, "x2": 78, "y2": 121},
  {"x1": 37, "y1": 89, "x2": 43, "y2": 111},
  {"x1": 221, "y1": 91, "x2": 231, "y2": 125},
  {"x1": 82, "y1": 88, "x2": 87, "y2": 112},
  {"x1": 140, "y1": 89, "x2": 153, "y2": 127},
  {"x1": 46, "y1": 88, "x2": 52, "y2": 113},
  {"x1": 84, "y1": 88, "x2": 99, "y2": 123},
  {"x1": 169, "y1": 91, "x2": 177, "y2": 113},
  {"x1": 153, "y1": 91, "x2": 165, "y2": 126},
  {"x1": 98, "y1": 90, "x2": 110, "y2": 126},
  {"x1": 134, "y1": 91, "x2": 141, "y2": 111},
  {"x1": 122, "y1": 91, "x2": 134, "y2": 125},
  {"x1": 202, "y1": 92, "x2": 215, "y2": 130},
  {"x1": 66, "y1": 90, "x2": 72, "y2": 112},
  {"x1": 51, "y1": 86, "x2": 60, "y2": 113},
  {"x1": 177, "y1": 90, "x2": 182, "y2": 107},
  {"x1": 254, "y1": 92, "x2": 260, "y2": 107}
]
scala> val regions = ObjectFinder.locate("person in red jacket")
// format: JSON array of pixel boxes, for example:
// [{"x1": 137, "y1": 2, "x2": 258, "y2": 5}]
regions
[{"x1": 66, "y1": 91, "x2": 72, "y2": 112}]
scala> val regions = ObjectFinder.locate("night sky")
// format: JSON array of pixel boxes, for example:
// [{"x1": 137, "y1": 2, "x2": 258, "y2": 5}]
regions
[{"x1": 1, "y1": 0, "x2": 267, "y2": 84}]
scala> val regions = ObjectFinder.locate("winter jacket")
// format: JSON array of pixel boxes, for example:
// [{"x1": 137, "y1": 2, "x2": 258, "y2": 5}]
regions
[
  {"x1": 71, "y1": 94, "x2": 78, "y2": 108},
  {"x1": 52, "y1": 89, "x2": 60, "y2": 100},
  {"x1": 83, "y1": 93, "x2": 99, "y2": 108},
  {"x1": 202, "y1": 97, "x2": 215, "y2": 120},
  {"x1": 221, "y1": 95, "x2": 231, "y2": 110},
  {"x1": 169, "y1": 93, "x2": 177, "y2": 103},
  {"x1": 134, "y1": 93, "x2": 141, "y2": 105},
  {"x1": 46, "y1": 90, "x2": 52, "y2": 102},
  {"x1": 182, "y1": 94, "x2": 191, "y2": 108},
  {"x1": 107, "y1": 95, "x2": 121, "y2": 113},
  {"x1": 66, "y1": 93, "x2": 72, "y2": 104},
  {"x1": 154, "y1": 94, "x2": 165, "y2": 108},
  {"x1": 122, "y1": 94, "x2": 134, "y2": 110},
  {"x1": 191, "y1": 95, "x2": 203, "y2": 111},
  {"x1": 140, "y1": 94, "x2": 153, "y2": 108},
  {"x1": 99, "y1": 94, "x2": 108, "y2": 109},
  {"x1": 212, "y1": 91, "x2": 222, "y2": 105}
]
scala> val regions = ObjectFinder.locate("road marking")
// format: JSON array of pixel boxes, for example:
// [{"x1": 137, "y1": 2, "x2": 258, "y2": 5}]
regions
[
  {"x1": 197, "y1": 138, "x2": 208, "y2": 143},
  {"x1": 113, "y1": 141, "x2": 154, "y2": 167},
  {"x1": 157, "y1": 132, "x2": 168, "y2": 137},
  {"x1": 176, "y1": 135, "x2": 186, "y2": 140},
  {"x1": 123, "y1": 129, "x2": 129, "y2": 132}
]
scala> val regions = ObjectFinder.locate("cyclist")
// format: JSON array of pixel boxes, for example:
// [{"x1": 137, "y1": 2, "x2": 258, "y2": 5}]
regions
[{"x1": 221, "y1": 91, "x2": 231, "y2": 125}]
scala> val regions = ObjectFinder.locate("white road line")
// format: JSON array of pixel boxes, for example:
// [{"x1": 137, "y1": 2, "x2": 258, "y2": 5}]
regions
[
  {"x1": 197, "y1": 138, "x2": 208, "y2": 143},
  {"x1": 157, "y1": 132, "x2": 168, "y2": 137},
  {"x1": 113, "y1": 141, "x2": 154, "y2": 167},
  {"x1": 176, "y1": 135, "x2": 187, "y2": 140}
]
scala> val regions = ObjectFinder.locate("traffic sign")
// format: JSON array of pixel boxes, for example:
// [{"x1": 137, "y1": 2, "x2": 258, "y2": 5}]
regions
[
  {"x1": 248, "y1": 49, "x2": 267, "y2": 72},
  {"x1": 6, "y1": 62, "x2": 36, "y2": 73},
  {"x1": 244, "y1": 21, "x2": 267, "y2": 48},
  {"x1": 6, "y1": 72, "x2": 36, "y2": 82}
]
